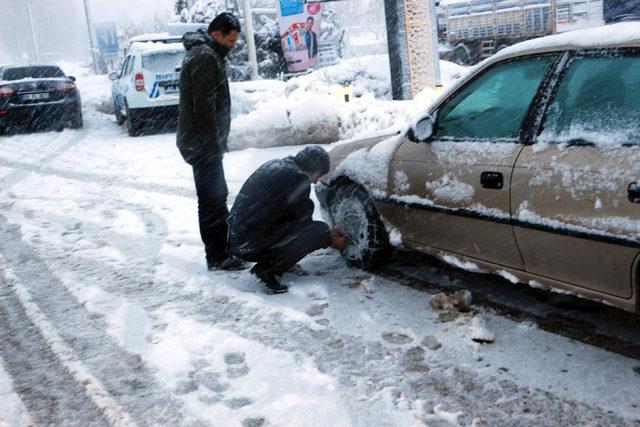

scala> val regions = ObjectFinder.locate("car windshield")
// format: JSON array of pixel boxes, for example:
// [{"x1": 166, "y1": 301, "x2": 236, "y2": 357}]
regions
[
  {"x1": 141, "y1": 51, "x2": 184, "y2": 73},
  {"x1": 2, "y1": 66, "x2": 65, "y2": 80}
]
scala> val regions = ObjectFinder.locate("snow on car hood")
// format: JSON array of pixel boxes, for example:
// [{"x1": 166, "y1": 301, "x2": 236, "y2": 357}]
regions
[{"x1": 331, "y1": 132, "x2": 406, "y2": 197}]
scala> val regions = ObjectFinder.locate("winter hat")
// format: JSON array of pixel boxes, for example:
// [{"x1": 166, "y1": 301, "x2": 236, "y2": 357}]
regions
[{"x1": 294, "y1": 146, "x2": 331, "y2": 175}]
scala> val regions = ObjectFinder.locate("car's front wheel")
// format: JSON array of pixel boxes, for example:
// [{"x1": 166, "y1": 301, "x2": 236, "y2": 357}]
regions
[
  {"x1": 329, "y1": 184, "x2": 392, "y2": 269},
  {"x1": 114, "y1": 101, "x2": 125, "y2": 125}
]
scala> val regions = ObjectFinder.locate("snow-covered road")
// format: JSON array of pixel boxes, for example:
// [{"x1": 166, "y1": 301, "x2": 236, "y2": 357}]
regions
[{"x1": 1, "y1": 69, "x2": 640, "y2": 426}]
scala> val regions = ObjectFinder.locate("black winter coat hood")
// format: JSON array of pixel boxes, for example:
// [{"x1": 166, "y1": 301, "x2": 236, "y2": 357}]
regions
[
  {"x1": 182, "y1": 29, "x2": 231, "y2": 58},
  {"x1": 176, "y1": 29, "x2": 231, "y2": 165}
]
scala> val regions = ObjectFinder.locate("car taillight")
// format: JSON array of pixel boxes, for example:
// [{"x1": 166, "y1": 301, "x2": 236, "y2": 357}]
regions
[
  {"x1": 56, "y1": 82, "x2": 76, "y2": 92},
  {"x1": 135, "y1": 73, "x2": 145, "y2": 91},
  {"x1": 0, "y1": 86, "x2": 15, "y2": 97}
]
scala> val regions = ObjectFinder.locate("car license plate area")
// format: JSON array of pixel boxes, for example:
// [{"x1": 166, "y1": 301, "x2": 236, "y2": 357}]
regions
[
  {"x1": 20, "y1": 92, "x2": 50, "y2": 101},
  {"x1": 159, "y1": 80, "x2": 180, "y2": 94}
]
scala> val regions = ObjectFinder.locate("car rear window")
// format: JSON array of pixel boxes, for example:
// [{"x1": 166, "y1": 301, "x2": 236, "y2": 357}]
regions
[
  {"x1": 2, "y1": 66, "x2": 65, "y2": 80},
  {"x1": 141, "y1": 51, "x2": 184, "y2": 73},
  {"x1": 539, "y1": 55, "x2": 640, "y2": 146}
]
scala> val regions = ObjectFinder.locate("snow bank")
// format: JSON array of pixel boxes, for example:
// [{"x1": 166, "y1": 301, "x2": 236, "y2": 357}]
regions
[
  {"x1": 65, "y1": 55, "x2": 468, "y2": 151},
  {"x1": 58, "y1": 61, "x2": 114, "y2": 126}
]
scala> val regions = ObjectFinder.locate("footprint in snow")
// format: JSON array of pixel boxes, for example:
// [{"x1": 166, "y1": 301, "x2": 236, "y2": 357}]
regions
[
  {"x1": 224, "y1": 397, "x2": 253, "y2": 409},
  {"x1": 242, "y1": 417, "x2": 266, "y2": 427},
  {"x1": 382, "y1": 332, "x2": 414, "y2": 345},
  {"x1": 225, "y1": 352, "x2": 250, "y2": 378},
  {"x1": 306, "y1": 303, "x2": 329, "y2": 317}
]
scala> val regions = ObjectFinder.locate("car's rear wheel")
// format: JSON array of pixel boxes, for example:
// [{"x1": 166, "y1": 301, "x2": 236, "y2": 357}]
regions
[
  {"x1": 329, "y1": 184, "x2": 392, "y2": 269},
  {"x1": 69, "y1": 113, "x2": 83, "y2": 129},
  {"x1": 114, "y1": 101, "x2": 125, "y2": 125},
  {"x1": 126, "y1": 107, "x2": 142, "y2": 137}
]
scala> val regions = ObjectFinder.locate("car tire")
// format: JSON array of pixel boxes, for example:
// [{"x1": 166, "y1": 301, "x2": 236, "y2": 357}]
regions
[
  {"x1": 70, "y1": 114, "x2": 83, "y2": 129},
  {"x1": 114, "y1": 101, "x2": 125, "y2": 125},
  {"x1": 329, "y1": 184, "x2": 392, "y2": 270},
  {"x1": 126, "y1": 107, "x2": 142, "y2": 137}
]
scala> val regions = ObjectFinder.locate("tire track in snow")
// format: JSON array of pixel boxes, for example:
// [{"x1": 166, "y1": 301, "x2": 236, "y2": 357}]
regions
[
  {"x1": 0, "y1": 258, "x2": 131, "y2": 426},
  {"x1": 0, "y1": 156, "x2": 192, "y2": 197},
  {"x1": 2, "y1": 129, "x2": 90, "y2": 189},
  {"x1": 382, "y1": 251, "x2": 640, "y2": 361},
  {"x1": 0, "y1": 215, "x2": 186, "y2": 425}
]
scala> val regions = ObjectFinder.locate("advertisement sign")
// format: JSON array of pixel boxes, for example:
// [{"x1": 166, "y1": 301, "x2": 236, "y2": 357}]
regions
[
  {"x1": 276, "y1": 1, "x2": 322, "y2": 72},
  {"x1": 95, "y1": 20, "x2": 119, "y2": 56}
]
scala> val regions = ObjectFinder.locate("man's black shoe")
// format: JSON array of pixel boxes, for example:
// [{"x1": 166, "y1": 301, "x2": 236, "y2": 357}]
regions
[
  {"x1": 251, "y1": 266, "x2": 288, "y2": 294},
  {"x1": 208, "y1": 257, "x2": 246, "y2": 271}
]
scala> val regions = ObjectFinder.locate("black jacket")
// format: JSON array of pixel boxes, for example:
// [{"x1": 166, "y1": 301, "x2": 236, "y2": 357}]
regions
[
  {"x1": 228, "y1": 157, "x2": 331, "y2": 257},
  {"x1": 177, "y1": 29, "x2": 231, "y2": 165}
]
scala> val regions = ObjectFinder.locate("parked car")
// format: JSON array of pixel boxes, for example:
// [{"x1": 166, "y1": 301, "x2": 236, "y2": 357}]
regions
[
  {"x1": 316, "y1": 22, "x2": 640, "y2": 313},
  {"x1": 110, "y1": 42, "x2": 185, "y2": 136},
  {"x1": 0, "y1": 64, "x2": 82, "y2": 134}
]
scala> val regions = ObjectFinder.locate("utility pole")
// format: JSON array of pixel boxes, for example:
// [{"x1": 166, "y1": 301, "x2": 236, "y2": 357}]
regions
[
  {"x1": 240, "y1": 0, "x2": 259, "y2": 80},
  {"x1": 82, "y1": 0, "x2": 100, "y2": 73},
  {"x1": 25, "y1": 0, "x2": 41, "y2": 62},
  {"x1": 384, "y1": 0, "x2": 441, "y2": 100}
]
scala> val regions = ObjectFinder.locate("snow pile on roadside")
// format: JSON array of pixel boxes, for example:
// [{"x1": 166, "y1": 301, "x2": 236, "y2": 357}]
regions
[
  {"x1": 64, "y1": 54, "x2": 467, "y2": 150},
  {"x1": 58, "y1": 61, "x2": 114, "y2": 127}
]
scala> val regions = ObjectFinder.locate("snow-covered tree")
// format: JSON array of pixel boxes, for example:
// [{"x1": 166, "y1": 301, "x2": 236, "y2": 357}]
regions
[{"x1": 175, "y1": 0, "x2": 286, "y2": 80}]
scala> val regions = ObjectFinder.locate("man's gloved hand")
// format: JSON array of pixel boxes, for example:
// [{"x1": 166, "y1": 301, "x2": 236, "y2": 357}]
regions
[{"x1": 329, "y1": 227, "x2": 347, "y2": 254}]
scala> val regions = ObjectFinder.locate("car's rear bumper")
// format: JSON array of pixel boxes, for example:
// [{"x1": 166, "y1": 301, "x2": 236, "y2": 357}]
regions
[
  {"x1": 130, "y1": 105, "x2": 178, "y2": 124},
  {"x1": 0, "y1": 101, "x2": 81, "y2": 128}
]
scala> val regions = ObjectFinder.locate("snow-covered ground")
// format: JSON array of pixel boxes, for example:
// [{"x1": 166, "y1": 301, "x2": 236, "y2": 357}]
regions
[{"x1": 1, "y1": 60, "x2": 640, "y2": 426}]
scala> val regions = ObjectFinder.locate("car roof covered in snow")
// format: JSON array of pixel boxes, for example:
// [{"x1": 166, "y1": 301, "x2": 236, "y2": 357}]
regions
[
  {"x1": 491, "y1": 22, "x2": 640, "y2": 63},
  {"x1": 129, "y1": 33, "x2": 183, "y2": 43},
  {"x1": 1, "y1": 63, "x2": 63, "y2": 70},
  {"x1": 128, "y1": 41, "x2": 185, "y2": 56}
]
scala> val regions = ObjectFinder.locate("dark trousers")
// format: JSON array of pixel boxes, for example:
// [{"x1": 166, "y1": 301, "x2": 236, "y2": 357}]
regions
[
  {"x1": 192, "y1": 157, "x2": 229, "y2": 263},
  {"x1": 246, "y1": 220, "x2": 330, "y2": 276}
]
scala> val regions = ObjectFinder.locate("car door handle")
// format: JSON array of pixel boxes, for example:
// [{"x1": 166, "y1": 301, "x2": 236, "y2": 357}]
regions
[
  {"x1": 629, "y1": 182, "x2": 640, "y2": 203},
  {"x1": 481, "y1": 171, "x2": 503, "y2": 189}
]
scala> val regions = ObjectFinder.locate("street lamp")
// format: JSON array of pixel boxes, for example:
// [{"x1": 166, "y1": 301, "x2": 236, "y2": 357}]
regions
[{"x1": 82, "y1": 0, "x2": 100, "y2": 73}]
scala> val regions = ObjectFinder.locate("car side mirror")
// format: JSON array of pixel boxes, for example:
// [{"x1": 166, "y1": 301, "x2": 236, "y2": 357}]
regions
[
  {"x1": 109, "y1": 71, "x2": 119, "y2": 81},
  {"x1": 408, "y1": 114, "x2": 435, "y2": 143},
  {"x1": 68, "y1": 75, "x2": 76, "y2": 82}
]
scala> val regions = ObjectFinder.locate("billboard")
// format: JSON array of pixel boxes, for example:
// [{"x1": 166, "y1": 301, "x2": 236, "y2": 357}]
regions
[
  {"x1": 95, "y1": 20, "x2": 119, "y2": 56},
  {"x1": 276, "y1": 1, "x2": 322, "y2": 73}
]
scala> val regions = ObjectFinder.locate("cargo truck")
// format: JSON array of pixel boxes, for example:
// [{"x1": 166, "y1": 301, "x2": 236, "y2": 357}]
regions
[{"x1": 441, "y1": 0, "x2": 639, "y2": 64}]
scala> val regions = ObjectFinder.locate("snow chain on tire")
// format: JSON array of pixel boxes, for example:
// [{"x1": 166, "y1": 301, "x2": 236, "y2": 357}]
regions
[{"x1": 329, "y1": 184, "x2": 392, "y2": 270}]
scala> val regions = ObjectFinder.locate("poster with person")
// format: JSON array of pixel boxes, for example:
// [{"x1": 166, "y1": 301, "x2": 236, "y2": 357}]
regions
[{"x1": 276, "y1": 0, "x2": 322, "y2": 72}]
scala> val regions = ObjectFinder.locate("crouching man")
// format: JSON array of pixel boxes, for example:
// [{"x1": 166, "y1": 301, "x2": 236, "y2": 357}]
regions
[{"x1": 228, "y1": 146, "x2": 347, "y2": 294}]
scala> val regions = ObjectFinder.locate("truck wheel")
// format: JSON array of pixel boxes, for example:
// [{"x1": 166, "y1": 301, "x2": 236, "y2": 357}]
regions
[
  {"x1": 453, "y1": 44, "x2": 471, "y2": 65},
  {"x1": 126, "y1": 107, "x2": 142, "y2": 137},
  {"x1": 329, "y1": 184, "x2": 392, "y2": 270}
]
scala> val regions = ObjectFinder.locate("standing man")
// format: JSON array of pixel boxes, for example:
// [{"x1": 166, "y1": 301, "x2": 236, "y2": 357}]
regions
[
  {"x1": 177, "y1": 13, "x2": 245, "y2": 271},
  {"x1": 228, "y1": 146, "x2": 347, "y2": 294},
  {"x1": 304, "y1": 16, "x2": 318, "y2": 59}
]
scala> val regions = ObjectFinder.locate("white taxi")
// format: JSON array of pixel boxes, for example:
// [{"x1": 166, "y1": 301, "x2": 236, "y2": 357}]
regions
[{"x1": 110, "y1": 42, "x2": 184, "y2": 136}]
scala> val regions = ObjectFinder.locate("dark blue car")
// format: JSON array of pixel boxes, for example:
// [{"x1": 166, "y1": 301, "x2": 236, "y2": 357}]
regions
[{"x1": 0, "y1": 64, "x2": 83, "y2": 135}]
